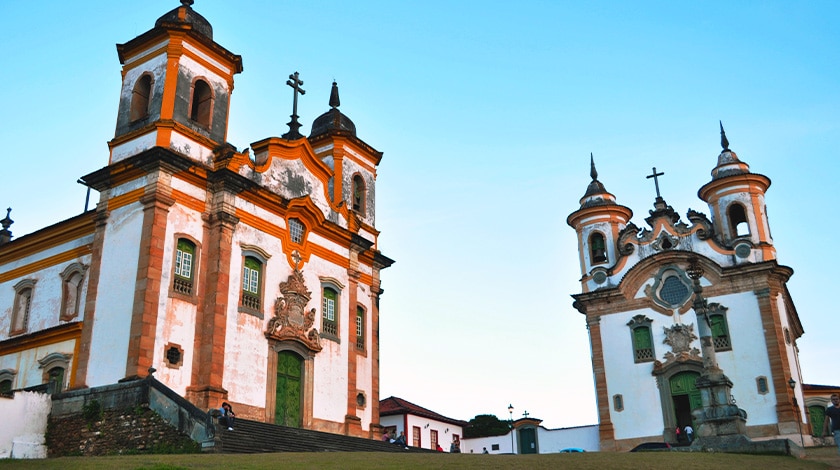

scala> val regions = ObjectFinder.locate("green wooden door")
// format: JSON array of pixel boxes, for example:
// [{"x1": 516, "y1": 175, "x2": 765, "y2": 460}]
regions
[
  {"x1": 670, "y1": 371, "x2": 701, "y2": 428},
  {"x1": 518, "y1": 427, "x2": 537, "y2": 454},
  {"x1": 275, "y1": 351, "x2": 303, "y2": 427}
]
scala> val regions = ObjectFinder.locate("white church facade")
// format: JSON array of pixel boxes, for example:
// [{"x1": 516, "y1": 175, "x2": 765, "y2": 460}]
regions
[
  {"x1": 567, "y1": 128, "x2": 809, "y2": 451},
  {"x1": 0, "y1": 1, "x2": 392, "y2": 438}
]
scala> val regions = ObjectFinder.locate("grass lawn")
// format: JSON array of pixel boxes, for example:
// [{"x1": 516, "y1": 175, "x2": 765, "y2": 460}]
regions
[{"x1": 0, "y1": 446, "x2": 837, "y2": 469}]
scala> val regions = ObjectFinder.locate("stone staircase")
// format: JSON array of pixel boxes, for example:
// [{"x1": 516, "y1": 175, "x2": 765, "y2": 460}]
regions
[{"x1": 217, "y1": 419, "x2": 435, "y2": 454}]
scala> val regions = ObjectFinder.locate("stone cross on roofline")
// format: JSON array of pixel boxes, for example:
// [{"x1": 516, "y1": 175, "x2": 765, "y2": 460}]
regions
[{"x1": 282, "y1": 71, "x2": 306, "y2": 140}]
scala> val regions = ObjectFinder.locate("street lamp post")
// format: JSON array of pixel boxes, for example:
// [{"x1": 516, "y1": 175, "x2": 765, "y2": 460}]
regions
[
  {"x1": 508, "y1": 404, "x2": 515, "y2": 454},
  {"x1": 789, "y1": 378, "x2": 805, "y2": 450}
]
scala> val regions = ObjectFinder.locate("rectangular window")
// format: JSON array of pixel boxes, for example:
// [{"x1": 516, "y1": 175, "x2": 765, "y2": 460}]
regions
[
  {"x1": 173, "y1": 239, "x2": 196, "y2": 296},
  {"x1": 322, "y1": 287, "x2": 338, "y2": 337},
  {"x1": 356, "y1": 307, "x2": 365, "y2": 351},
  {"x1": 241, "y1": 256, "x2": 262, "y2": 311},
  {"x1": 633, "y1": 326, "x2": 654, "y2": 363}
]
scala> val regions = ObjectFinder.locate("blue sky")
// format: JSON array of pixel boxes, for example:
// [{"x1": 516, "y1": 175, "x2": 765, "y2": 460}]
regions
[{"x1": 1, "y1": 1, "x2": 838, "y2": 428}]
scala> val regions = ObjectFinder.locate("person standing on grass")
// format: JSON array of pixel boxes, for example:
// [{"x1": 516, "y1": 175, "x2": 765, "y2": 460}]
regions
[{"x1": 824, "y1": 393, "x2": 840, "y2": 455}]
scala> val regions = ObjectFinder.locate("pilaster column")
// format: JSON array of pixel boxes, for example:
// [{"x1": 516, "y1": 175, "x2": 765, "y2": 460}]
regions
[
  {"x1": 125, "y1": 189, "x2": 175, "y2": 379},
  {"x1": 186, "y1": 209, "x2": 238, "y2": 409},
  {"x1": 72, "y1": 207, "x2": 109, "y2": 389},
  {"x1": 587, "y1": 314, "x2": 616, "y2": 451},
  {"x1": 755, "y1": 287, "x2": 798, "y2": 424}
]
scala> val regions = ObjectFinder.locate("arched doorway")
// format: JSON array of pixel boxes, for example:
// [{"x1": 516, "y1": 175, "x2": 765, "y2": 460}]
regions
[
  {"x1": 275, "y1": 350, "x2": 303, "y2": 427},
  {"x1": 669, "y1": 371, "x2": 701, "y2": 437}
]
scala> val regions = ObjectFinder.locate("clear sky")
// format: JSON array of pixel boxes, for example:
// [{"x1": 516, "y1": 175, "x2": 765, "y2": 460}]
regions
[{"x1": 1, "y1": 1, "x2": 837, "y2": 428}]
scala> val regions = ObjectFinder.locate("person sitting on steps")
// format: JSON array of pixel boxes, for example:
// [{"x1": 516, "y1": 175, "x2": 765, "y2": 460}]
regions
[{"x1": 219, "y1": 402, "x2": 236, "y2": 431}]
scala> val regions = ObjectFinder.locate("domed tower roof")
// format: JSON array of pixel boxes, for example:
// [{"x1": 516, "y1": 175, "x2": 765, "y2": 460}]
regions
[
  {"x1": 710, "y1": 121, "x2": 750, "y2": 180},
  {"x1": 155, "y1": 0, "x2": 213, "y2": 40},
  {"x1": 310, "y1": 82, "x2": 356, "y2": 137},
  {"x1": 579, "y1": 153, "x2": 619, "y2": 208}
]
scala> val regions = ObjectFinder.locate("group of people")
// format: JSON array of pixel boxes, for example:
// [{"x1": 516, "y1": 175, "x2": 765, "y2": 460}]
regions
[
  {"x1": 675, "y1": 424, "x2": 694, "y2": 444},
  {"x1": 381, "y1": 430, "x2": 408, "y2": 447}
]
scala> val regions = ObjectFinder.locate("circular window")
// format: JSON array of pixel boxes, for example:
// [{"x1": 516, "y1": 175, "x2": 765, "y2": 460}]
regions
[{"x1": 656, "y1": 272, "x2": 692, "y2": 308}]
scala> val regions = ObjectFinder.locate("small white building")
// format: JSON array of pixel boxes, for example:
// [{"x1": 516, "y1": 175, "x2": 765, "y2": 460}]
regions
[
  {"x1": 460, "y1": 417, "x2": 600, "y2": 454},
  {"x1": 379, "y1": 396, "x2": 467, "y2": 451}
]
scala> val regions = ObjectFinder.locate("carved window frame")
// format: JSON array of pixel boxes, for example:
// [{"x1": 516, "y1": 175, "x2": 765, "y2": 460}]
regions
[
  {"x1": 60, "y1": 263, "x2": 87, "y2": 322},
  {"x1": 38, "y1": 352, "x2": 72, "y2": 394},
  {"x1": 239, "y1": 246, "x2": 270, "y2": 319},
  {"x1": 170, "y1": 235, "x2": 200, "y2": 304},
  {"x1": 11, "y1": 279, "x2": 36, "y2": 336},
  {"x1": 727, "y1": 202, "x2": 750, "y2": 238},
  {"x1": 0, "y1": 369, "x2": 17, "y2": 394},
  {"x1": 708, "y1": 304, "x2": 732, "y2": 352},
  {"x1": 319, "y1": 277, "x2": 344, "y2": 343},
  {"x1": 352, "y1": 173, "x2": 366, "y2": 216},
  {"x1": 649, "y1": 266, "x2": 693, "y2": 310},
  {"x1": 355, "y1": 305, "x2": 366, "y2": 355},
  {"x1": 188, "y1": 77, "x2": 214, "y2": 128},
  {"x1": 589, "y1": 231, "x2": 608, "y2": 265},
  {"x1": 130, "y1": 73, "x2": 153, "y2": 122},
  {"x1": 627, "y1": 315, "x2": 655, "y2": 363},
  {"x1": 613, "y1": 394, "x2": 624, "y2": 412}
]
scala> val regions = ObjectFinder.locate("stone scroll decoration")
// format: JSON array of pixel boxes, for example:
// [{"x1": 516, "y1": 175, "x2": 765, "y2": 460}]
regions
[
  {"x1": 265, "y1": 268, "x2": 322, "y2": 353},
  {"x1": 653, "y1": 323, "x2": 702, "y2": 374}
]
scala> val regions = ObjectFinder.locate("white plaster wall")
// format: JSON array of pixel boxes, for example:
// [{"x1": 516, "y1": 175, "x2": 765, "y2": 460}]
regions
[
  {"x1": 111, "y1": 131, "x2": 158, "y2": 164},
  {"x1": 0, "y1": 240, "x2": 92, "y2": 339},
  {"x1": 0, "y1": 339, "x2": 76, "y2": 391},
  {"x1": 536, "y1": 425, "x2": 600, "y2": 453},
  {"x1": 88, "y1": 204, "x2": 143, "y2": 386},
  {"x1": 239, "y1": 158, "x2": 331, "y2": 219},
  {"x1": 461, "y1": 425, "x2": 600, "y2": 454},
  {"x1": 601, "y1": 309, "x2": 669, "y2": 439},
  {"x1": 308, "y1": 257, "x2": 351, "y2": 423},
  {"x1": 153, "y1": 203, "x2": 205, "y2": 395},
  {"x1": 0, "y1": 392, "x2": 51, "y2": 459},
  {"x1": 169, "y1": 132, "x2": 214, "y2": 166},
  {"x1": 342, "y1": 158, "x2": 375, "y2": 227},
  {"x1": 707, "y1": 292, "x2": 777, "y2": 425}
]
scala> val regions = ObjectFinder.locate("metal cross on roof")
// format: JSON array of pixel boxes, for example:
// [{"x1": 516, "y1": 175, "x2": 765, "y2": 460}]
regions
[
  {"x1": 646, "y1": 167, "x2": 665, "y2": 199},
  {"x1": 282, "y1": 71, "x2": 306, "y2": 140}
]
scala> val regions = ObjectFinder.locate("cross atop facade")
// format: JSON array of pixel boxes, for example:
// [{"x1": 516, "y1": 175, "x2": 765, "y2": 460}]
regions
[
  {"x1": 291, "y1": 250, "x2": 302, "y2": 270},
  {"x1": 522, "y1": 410, "x2": 530, "y2": 418},
  {"x1": 282, "y1": 71, "x2": 306, "y2": 140},
  {"x1": 646, "y1": 167, "x2": 665, "y2": 199}
]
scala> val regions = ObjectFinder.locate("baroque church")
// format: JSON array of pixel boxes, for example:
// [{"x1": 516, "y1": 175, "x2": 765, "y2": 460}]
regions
[
  {"x1": 0, "y1": 1, "x2": 391, "y2": 437},
  {"x1": 567, "y1": 127, "x2": 809, "y2": 451}
]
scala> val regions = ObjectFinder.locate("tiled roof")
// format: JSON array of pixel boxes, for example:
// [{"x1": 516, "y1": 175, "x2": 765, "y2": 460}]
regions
[{"x1": 379, "y1": 396, "x2": 468, "y2": 427}]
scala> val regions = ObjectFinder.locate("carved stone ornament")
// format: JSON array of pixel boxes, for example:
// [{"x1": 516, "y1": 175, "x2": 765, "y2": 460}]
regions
[
  {"x1": 654, "y1": 323, "x2": 702, "y2": 373},
  {"x1": 265, "y1": 269, "x2": 322, "y2": 352}
]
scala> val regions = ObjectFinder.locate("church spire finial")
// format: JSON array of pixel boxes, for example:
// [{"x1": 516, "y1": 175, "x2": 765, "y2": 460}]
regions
[
  {"x1": 329, "y1": 81, "x2": 340, "y2": 109},
  {"x1": 720, "y1": 120, "x2": 730, "y2": 151},
  {"x1": 590, "y1": 153, "x2": 598, "y2": 181},
  {"x1": 180, "y1": 0, "x2": 194, "y2": 6}
]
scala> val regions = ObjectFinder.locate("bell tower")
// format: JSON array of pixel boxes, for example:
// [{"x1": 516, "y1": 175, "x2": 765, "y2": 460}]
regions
[
  {"x1": 566, "y1": 154, "x2": 633, "y2": 292},
  {"x1": 698, "y1": 123, "x2": 775, "y2": 261},
  {"x1": 109, "y1": 0, "x2": 243, "y2": 166}
]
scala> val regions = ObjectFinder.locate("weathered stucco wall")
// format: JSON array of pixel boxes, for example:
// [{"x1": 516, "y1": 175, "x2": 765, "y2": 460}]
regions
[{"x1": 0, "y1": 391, "x2": 51, "y2": 459}]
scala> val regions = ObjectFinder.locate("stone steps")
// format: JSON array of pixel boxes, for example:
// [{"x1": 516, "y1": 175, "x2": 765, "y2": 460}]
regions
[{"x1": 217, "y1": 418, "x2": 433, "y2": 454}]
